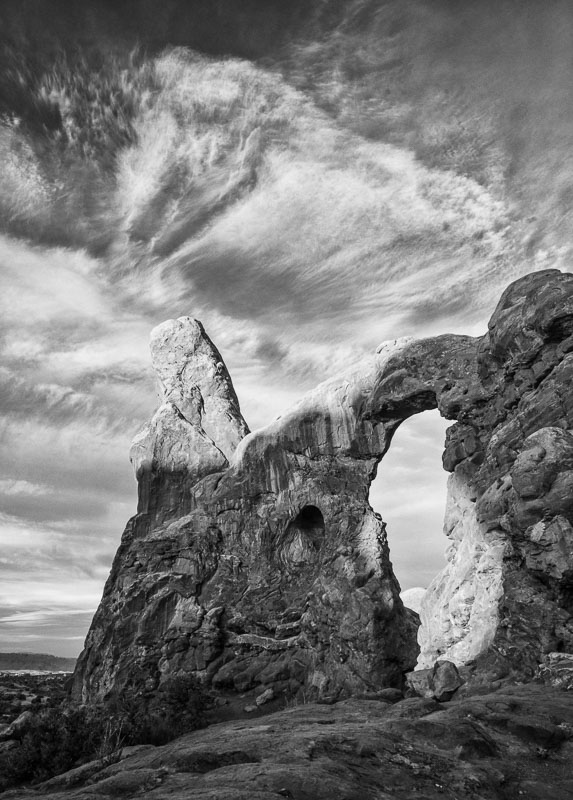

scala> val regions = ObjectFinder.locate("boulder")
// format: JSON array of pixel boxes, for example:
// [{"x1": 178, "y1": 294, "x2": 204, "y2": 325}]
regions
[
  {"x1": 406, "y1": 660, "x2": 464, "y2": 701},
  {"x1": 432, "y1": 660, "x2": 465, "y2": 701},
  {"x1": 0, "y1": 710, "x2": 33, "y2": 741}
]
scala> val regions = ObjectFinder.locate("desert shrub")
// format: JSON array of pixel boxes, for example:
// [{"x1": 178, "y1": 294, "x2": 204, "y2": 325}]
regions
[
  {"x1": 0, "y1": 705, "x2": 111, "y2": 788},
  {"x1": 0, "y1": 675, "x2": 208, "y2": 789},
  {"x1": 107, "y1": 674, "x2": 208, "y2": 746}
]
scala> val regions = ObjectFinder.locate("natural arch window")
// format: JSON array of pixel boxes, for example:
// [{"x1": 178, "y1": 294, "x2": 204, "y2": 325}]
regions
[
  {"x1": 281, "y1": 505, "x2": 325, "y2": 570},
  {"x1": 370, "y1": 410, "x2": 449, "y2": 599}
]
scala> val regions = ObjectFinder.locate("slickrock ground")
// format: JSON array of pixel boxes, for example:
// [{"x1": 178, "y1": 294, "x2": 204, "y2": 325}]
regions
[{"x1": 4, "y1": 683, "x2": 573, "y2": 800}]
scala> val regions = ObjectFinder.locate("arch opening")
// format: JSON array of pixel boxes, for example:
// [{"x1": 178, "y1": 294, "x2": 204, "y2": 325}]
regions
[{"x1": 369, "y1": 409, "x2": 450, "y2": 612}]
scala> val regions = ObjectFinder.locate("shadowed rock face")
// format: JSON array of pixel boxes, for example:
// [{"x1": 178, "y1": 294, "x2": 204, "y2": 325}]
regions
[{"x1": 73, "y1": 269, "x2": 573, "y2": 704}]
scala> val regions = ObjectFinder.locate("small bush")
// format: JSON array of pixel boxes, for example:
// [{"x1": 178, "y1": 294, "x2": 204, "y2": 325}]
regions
[
  {"x1": 0, "y1": 675, "x2": 207, "y2": 790},
  {"x1": 107, "y1": 674, "x2": 208, "y2": 746},
  {"x1": 0, "y1": 705, "x2": 110, "y2": 788}
]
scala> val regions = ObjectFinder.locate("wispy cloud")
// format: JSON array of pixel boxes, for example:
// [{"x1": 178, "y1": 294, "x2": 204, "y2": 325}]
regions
[
  {"x1": 0, "y1": 479, "x2": 51, "y2": 497},
  {"x1": 1, "y1": 5, "x2": 573, "y2": 657}
]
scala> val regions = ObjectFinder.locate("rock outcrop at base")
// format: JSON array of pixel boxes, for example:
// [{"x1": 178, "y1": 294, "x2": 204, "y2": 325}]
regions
[
  {"x1": 12, "y1": 686, "x2": 573, "y2": 800},
  {"x1": 73, "y1": 269, "x2": 573, "y2": 705}
]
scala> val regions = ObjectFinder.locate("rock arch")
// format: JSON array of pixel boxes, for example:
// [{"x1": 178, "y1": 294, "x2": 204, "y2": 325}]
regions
[{"x1": 73, "y1": 270, "x2": 573, "y2": 705}]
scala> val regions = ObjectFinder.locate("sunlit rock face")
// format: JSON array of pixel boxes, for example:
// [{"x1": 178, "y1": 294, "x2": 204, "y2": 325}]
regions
[
  {"x1": 73, "y1": 269, "x2": 573, "y2": 704},
  {"x1": 418, "y1": 269, "x2": 573, "y2": 673},
  {"x1": 129, "y1": 318, "x2": 249, "y2": 518}
]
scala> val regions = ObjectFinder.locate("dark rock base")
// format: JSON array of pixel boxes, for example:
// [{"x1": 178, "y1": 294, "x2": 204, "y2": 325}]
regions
[{"x1": 5, "y1": 683, "x2": 573, "y2": 800}]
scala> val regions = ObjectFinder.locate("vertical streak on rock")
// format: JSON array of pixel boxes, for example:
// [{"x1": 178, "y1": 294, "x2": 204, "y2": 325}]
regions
[{"x1": 417, "y1": 471, "x2": 504, "y2": 668}]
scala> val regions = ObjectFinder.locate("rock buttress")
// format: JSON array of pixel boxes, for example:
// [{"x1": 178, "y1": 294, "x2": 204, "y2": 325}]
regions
[
  {"x1": 72, "y1": 326, "x2": 419, "y2": 704},
  {"x1": 366, "y1": 271, "x2": 573, "y2": 675},
  {"x1": 422, "y1": 269, "x2": 573, "y2": 676}
]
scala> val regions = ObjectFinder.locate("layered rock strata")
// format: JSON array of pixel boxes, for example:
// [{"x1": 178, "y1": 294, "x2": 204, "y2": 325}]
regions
[{"x1": 73, "y1": 269, "x2": 573, "y2": 704}]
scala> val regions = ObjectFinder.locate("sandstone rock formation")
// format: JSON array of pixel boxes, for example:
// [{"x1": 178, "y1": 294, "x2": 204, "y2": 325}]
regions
[
  {"x1": 73, "y1": 327, "x2": 420, "y2": 704},
  {"x1": 130, "y1": 317, "x2": 249, "y2": 517},
  {"x1": 417, "y1": 270, "x2": 573, "y2": 672},
  {"x1": 73, "y1": 269, "x2": 573, "y2": 706}
]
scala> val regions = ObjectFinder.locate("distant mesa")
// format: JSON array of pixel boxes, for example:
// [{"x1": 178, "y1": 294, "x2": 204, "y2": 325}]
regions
[
  {"x1": 72, "y1": 270, "x2": 573, "y2": 706},
  {"x1": 0, "y1": 653, "x2": 76, "y2": 673}
]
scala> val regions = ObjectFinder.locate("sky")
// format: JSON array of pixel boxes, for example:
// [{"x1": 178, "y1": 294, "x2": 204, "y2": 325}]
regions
[{"x1": 1, "y1": 0, "x2": 573, "y2": 657}]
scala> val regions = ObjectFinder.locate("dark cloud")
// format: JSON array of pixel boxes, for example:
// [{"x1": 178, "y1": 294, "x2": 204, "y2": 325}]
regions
[
  {"x1": 253, "y1": 336, "x2": 289, "y2": 366},
  {"x1": 0, "y1": 0, "x2": 313, "y2": 60},
  {"x1": 0, "y1": 490, "x2": 114, "y2": 527},
  {"x1": 0, "y1": 371, "x2": 96, "y2": 422}
]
